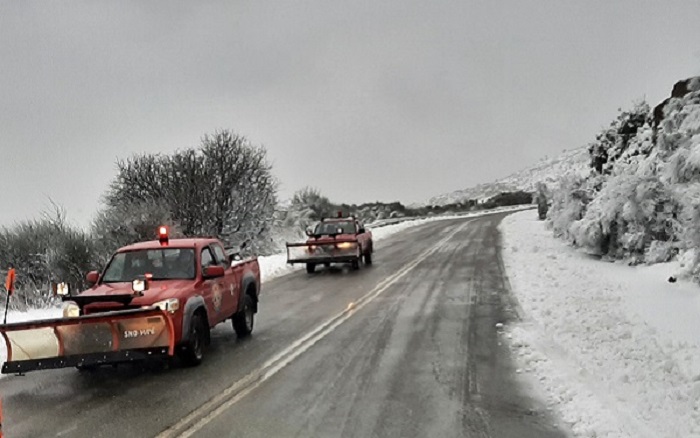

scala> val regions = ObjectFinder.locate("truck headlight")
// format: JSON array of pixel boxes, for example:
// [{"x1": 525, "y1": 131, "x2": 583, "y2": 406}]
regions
[
  {"x1": 337, "y1": 242, "x2": 354, "y2": 249},
  {"x1": 154, "y1": 298, "x2": 180, "y2": 313},
  {"x1": 62, "y1": 301, "x2": 80, "y2": 318}
]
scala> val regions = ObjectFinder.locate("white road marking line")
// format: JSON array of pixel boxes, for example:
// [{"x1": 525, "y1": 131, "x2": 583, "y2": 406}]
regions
[
  {"x1": 55, "y1": 423, "x2": 79, "y2": 436},
  {"x1": 157, "y1": 219, "x2": 473, "y2": 438}
]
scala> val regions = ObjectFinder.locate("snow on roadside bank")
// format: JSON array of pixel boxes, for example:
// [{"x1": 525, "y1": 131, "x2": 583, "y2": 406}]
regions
[{"x1": 500, "y1": 210, "x2": 700, "y2": 438}]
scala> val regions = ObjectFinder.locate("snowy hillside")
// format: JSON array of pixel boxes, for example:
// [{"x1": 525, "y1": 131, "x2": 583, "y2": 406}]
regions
[{"x1": 427, "y1": 147, "x2": 590, "y2": 206}]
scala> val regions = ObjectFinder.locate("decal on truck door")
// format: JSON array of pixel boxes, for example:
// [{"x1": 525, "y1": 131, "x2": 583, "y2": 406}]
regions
[{"x1": 212, "y1": 283, "x2": 223, "y2": 313}]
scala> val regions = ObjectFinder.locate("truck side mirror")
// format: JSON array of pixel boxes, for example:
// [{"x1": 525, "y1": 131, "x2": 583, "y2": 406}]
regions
[
  {"x1": 305, "y1": 227, "x2": 314, "y2": 237},
  {"x1": 86, "y1": 271, "x2": 99, "y2": 285}
]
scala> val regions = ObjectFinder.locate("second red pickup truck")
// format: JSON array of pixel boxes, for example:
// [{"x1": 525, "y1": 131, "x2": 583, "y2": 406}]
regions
[
  {"x1": 0, "y1": 227, "x2": 261, "y2": 374},
  {"x1": 286, "y1": 214, "x2": 374, "y2": 273}
]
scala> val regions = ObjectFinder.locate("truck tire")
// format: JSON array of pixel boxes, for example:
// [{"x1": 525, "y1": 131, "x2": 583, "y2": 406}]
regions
[
  {"x1": 179, "y1": 311, "x2": 208, "y2": 366},
  {"x1": 306, "y1": 263, "x2": 316, "y2": 274},
  {"x1": 351, "y1": 247, "x2": 362, "y2": 270},
  {"x1": 232, "y1": 294, "x2": 254, "y2": 338}
]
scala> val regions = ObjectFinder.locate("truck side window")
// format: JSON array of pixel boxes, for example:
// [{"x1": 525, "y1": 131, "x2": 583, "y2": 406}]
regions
[
  {"x1": 200, "y1": 247, "x2": 215, "y2": 270},
  {"x1": 212, "y1": 244, "x2": 228, "y2": 266}
]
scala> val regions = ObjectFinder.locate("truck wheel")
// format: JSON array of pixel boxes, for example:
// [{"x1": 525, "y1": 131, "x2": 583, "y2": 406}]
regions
[
  {"x1": 180, "y1": 312, "x2": 208, "y2": 366},
  {"x1": 232, "y1": 294, "x2": 254, "y2": 338},
  {"x1": 306, "y1": 263, "x2": 316, "y2": 274},
  {"x1": 351, "y1": 247, "x2": 362, "y2": 270}
]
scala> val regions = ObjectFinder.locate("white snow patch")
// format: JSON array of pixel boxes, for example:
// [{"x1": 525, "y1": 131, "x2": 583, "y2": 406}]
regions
[{"x1": 500, "y1": 209, "x2": 700, "y2": 438}]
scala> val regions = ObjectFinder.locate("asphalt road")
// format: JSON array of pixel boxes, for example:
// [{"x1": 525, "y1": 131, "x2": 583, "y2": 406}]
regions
[{"x1": 0, "y1": 213, "x2": 566, "y2": 438}]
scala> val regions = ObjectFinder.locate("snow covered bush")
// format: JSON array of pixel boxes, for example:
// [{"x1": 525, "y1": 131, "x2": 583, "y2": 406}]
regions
[
  {"x1": 588, "y1": 101, "x2": 651, "y2": 174},
  {"x1": 547, "y1": 77, "x2": 700, "y2": 278},
  {"x1": 0, "y1": 206, "x2": 98, "y2": 310},
  {"x1": 570, "y1": 173, "x2": 675, "y2": 260},
  {"x1": 282, "y1": 187, "x2": 336, "y2": 233},
  {"x1": 547, "y1": 173, "x2": 597, "y2": 241}
]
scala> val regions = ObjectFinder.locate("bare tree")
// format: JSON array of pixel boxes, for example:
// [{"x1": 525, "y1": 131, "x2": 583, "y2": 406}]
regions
[{"x1": 102, "y1": 130, "x2": 277, "y2": 255}]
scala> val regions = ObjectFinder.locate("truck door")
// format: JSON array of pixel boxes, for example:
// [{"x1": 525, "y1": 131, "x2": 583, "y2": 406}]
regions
[
  {"x1": 200, "y1": 246, "x2": 226, "y2": 327},
  {"x1": 355, "y1": 220, "x2": 368, "y2": 250},
  {"x1": 211, "y1": 243, "x2": 238, "y2": 317}
]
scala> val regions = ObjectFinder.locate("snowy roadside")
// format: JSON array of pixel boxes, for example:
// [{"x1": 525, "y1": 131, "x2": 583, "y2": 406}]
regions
[{"x1": 500, "y1": 210, "x2": 700, "y2": 438}]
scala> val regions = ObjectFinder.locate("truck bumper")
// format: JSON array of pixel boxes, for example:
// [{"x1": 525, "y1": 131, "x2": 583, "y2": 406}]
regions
[{"x1": 287, "y1": 255, "x2": 361, "y2": 265}]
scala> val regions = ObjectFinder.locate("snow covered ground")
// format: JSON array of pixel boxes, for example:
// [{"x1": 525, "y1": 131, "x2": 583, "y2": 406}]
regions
[{"x1": 500, "y1": 210, "x2": 700, "y2": 438}]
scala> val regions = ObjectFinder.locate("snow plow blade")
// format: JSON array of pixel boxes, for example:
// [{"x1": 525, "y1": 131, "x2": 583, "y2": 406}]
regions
[
  {"x1": 0, "y1": 308, "x2": 175, "y2": 374},
  {"x1": 286, "y1": 240, "x2": 360, "y2": 264}
]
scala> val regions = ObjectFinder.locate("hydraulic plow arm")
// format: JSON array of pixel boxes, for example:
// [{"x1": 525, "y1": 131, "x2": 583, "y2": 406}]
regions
[{"x1": 0, "y1": 308, "x2": 175, "y2": 374}]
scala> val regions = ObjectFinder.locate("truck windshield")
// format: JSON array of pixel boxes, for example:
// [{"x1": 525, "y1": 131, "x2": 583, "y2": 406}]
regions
[
  {"x1": 314, "y1": 221, "x2": 356, "y2": 235},
  {"x1": 101, "y1": 248, "x2": 196, "y2": 282}
]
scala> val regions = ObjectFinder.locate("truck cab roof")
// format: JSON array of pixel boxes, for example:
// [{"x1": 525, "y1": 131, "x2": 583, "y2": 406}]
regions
[{"x1": 118, "y1": 238, "x2": 221, "y2": 252}]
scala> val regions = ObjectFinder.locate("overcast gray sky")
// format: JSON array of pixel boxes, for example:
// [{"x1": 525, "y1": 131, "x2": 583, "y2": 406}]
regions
[{"x1": 1, "y1": 1, "x2": 699, "y2": 228}]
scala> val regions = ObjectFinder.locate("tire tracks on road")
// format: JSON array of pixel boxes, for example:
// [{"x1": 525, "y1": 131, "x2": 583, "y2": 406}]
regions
[{"x1": 156, "y1": 220, "x2": 474, "y2": 438}]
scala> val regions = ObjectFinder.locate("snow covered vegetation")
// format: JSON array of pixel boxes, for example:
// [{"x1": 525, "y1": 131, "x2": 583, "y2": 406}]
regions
[{"x1": 546, "y1": 77, "x2": 700, "y2": 281}]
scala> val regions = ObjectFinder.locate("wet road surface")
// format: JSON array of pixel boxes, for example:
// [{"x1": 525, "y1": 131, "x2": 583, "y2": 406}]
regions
[{"x1": 0, "y1": 213, "x2": 565, "y2": 438}]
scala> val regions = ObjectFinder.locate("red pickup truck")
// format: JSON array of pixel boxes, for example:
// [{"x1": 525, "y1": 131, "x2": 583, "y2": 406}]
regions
[
  {"x1": 0, "y1": 228, "x2": 261, "y2": 374},
  {"x1": 286, "y1": 215, "x2": 373, "y2": 273}
]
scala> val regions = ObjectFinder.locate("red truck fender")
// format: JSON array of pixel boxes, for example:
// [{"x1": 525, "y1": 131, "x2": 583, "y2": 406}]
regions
[
  {"x1": 180, "y1": 295, "x2": 208, "y2": 344},
  {"x1": 239, "y1": 272, "x2": 259, "y2": 313}
]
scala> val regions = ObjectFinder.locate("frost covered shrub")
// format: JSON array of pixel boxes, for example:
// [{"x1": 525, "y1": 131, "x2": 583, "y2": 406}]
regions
[
  {"x1": 547, "y1": 173, "x2": 598, "y2": 241},
  {"x1": 645, "y1": 241, "x2": 676, "y2": 264},
  {"x1": 0, "y1": 208, "x2": 98, "y2": 310},
  {"x1": 568, "y1": 170, "x2": 677, "y2": 260},
  {"x1": 589, "y1": 102, "x2": 651, "y2": 174},
  {"x1": 658, "y1": 80, "x2": 700, "y2": 278}
]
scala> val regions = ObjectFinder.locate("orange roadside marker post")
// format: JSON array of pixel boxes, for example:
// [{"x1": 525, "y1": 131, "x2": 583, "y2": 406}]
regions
[{"x1": 3, "y1": 267, "x2": 16, "y2": 324}]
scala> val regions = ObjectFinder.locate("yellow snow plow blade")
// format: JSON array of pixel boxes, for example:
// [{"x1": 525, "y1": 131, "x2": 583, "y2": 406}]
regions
[{"x1": 0, "y1": 308, "x2": 175, "y2": 374}]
